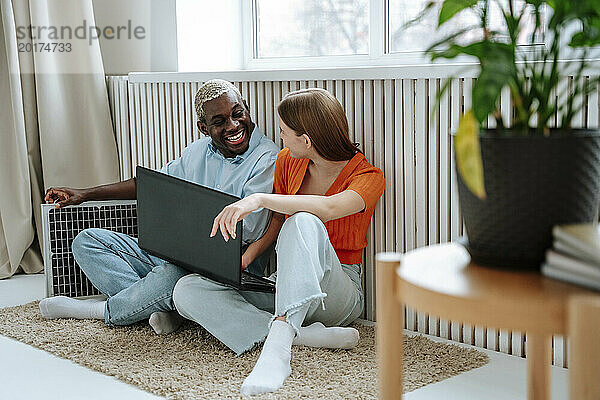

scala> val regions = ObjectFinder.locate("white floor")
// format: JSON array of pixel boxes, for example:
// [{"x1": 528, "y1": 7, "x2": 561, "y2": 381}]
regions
[{"x1": 0, "y1": 274, "x2": 568, "y2": 400}]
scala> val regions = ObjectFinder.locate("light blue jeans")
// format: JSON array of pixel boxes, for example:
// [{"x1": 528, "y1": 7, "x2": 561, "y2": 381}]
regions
[
  {"x1": 172, "y1": 212, "x2": 364, "y2": 355},
  {"x1": 71, "y1": 228, "x2": 269, "y2": 326}
]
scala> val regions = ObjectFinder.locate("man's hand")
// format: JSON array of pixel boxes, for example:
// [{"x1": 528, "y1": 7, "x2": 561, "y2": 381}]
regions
[
  {"x1": 44, "y1": 187, "x2": 88, "y2": 208},
  {"x1": 210, "y1": 194, "x2": 262, "y2": 242}
]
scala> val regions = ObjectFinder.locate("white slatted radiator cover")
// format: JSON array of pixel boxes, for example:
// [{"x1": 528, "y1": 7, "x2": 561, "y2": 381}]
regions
[
  {"x1": 41, "y1": 200, "x2": 138, "y2": 298},
  {"x1": 106, "y1": 73, "x2": 600, "y2": 368}
]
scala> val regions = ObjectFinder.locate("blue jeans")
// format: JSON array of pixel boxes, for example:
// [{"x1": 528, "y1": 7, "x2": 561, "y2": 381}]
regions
[
  {"x1": 71, "y1": 228, "x2": 269, "y2": 326},
  {"x1": 172, "y1": 212, "x2": 364, "y2": 355}
]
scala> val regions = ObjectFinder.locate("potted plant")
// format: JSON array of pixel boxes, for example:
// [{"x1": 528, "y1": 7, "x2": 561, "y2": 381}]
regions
[{"x1": 413, "y1": 1, "x2": 600, "y2": 269}]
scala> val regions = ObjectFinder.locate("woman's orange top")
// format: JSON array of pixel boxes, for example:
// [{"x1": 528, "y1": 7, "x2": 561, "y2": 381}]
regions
[{"x1": 273, "y1": 148, "x2": 385, "y2": 265}]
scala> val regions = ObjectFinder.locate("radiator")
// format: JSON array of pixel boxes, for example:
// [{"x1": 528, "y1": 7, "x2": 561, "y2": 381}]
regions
[
  {"x1": 105, "y1": 72, "x2": 600, "y2": 368},
  {"x1": 41, "y1": 201, "x2": 137, "y2": 298}
]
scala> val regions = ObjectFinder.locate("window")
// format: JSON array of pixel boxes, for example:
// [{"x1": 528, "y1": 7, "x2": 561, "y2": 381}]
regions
[
  {"x1": 388, "y1": 0, "x2": 544, "y2": 54},
  {"x1": 388, "y1": 0, "x2": 479, "y2": 53},
  {"x1": 176, "y1": 0, "x2": 244, "y2": 72},
  {"x1": 174, "y1": 1, "x2": 598, "y2": 71},
  {"x1": 243, "y1": 0, "x2": 549, "y2": 69},
  {"x1": 255, "y1": 0, "x2": 369, "y2": 58}
]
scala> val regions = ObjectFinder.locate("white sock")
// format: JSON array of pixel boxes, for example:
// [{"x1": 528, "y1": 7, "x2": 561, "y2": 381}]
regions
[
  {"x1": 149, "y1": 311, "x2": 183, "y2": 334},
  {"x1": 240, "y1": 320, "x2": 294, "y2": 395},
  {"x1": 293, "y1": 322, "x2": 359, "y2": 349},
  {"x1": 39, "y1": 296, "x2": 106, "y2": 320}
]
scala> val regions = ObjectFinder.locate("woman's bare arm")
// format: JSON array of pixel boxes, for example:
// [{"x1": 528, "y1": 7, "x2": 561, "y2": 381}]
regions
[
  {"x1": 211, "y1": 191, "x2": 365, "y2": 241},
  {"x1": 241, "y1": 212, "x2": 285, "y2": 269}
]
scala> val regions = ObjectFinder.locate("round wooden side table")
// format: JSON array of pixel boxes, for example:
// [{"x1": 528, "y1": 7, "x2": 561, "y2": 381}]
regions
[{"x1": 375, "y1": 243, "x2": 600, "y2": 400}]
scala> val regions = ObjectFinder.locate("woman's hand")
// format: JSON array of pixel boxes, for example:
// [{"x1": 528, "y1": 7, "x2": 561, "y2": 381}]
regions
[
  {"x1": 210, "y1": 194, "x2": 262, "y2": 241},
  {"x1": 44, "y1": 187, "x2": 88, "y2": 208},
  {"x1": 241, "y1": 250, "x2": 253, "y2": 270}
]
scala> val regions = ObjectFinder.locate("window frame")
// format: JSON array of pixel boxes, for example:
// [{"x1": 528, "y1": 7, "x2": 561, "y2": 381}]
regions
[
  {"x1": 243, "y1": 0, "x2": 439, "y2": 69},
  {"x1": 242, "y1": 0, "x2": 599, "y2": 70}
]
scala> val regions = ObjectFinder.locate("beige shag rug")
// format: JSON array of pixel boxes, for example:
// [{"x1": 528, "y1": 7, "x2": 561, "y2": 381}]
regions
[{"x1": 0, "y1": 301, "x2": 488, "y2": 399}]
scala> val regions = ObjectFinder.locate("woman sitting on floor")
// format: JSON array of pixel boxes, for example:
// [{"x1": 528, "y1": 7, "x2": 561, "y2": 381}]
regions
[{"x1": 172, "y1": 88, "x2": 385, "y2": 395}]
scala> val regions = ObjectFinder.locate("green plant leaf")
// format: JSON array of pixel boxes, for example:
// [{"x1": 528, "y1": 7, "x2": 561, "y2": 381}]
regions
[
  {"x1": 454, "y1": 110, "x2": 486, "y2": 200},
  {"x1": 431, "y1": 41, "x2": 515, "y2": 124},
  {"x1": 417, "y1": 0, "x2": 600, "y2": 134},
  {"x1": 438, "y1": 0, "x2": 478, "y2": 27},
  {"x1": 425, "y1": 26, "x2": 480, "y2": 54},
  {"x1": 473, "y1": 56, "x2": 515, "y2": 122},
  {"x1": 525, "y1": 0, "x2": 543, "y2": 7},
  {"x1": 570, "y1": 21, "x2": 600, "y2": 47},
  {"x1": 430, "y1": 41, "x2": 512, "y2": 62},
  {"x1": 403, "y1": 1, "x2": 437, "y2": 30},
  {"x1": 472, "y1": 69, "x2": 505, "y2": 123}
]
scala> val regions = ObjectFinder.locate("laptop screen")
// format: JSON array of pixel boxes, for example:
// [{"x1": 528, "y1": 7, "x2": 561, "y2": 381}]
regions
[{"x1": 136, "y1": 166, "x2": 242, "y2": 287}]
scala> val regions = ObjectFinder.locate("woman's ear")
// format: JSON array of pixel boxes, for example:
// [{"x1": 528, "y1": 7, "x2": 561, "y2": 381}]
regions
[{"x1": 302, "y1": 133, "x2": 311, "y2": 148}]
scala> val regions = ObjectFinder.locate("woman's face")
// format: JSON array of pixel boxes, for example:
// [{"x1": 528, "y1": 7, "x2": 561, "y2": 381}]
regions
[{"x1": 279, "y1": 117, "x2": 309, "y2": 158}]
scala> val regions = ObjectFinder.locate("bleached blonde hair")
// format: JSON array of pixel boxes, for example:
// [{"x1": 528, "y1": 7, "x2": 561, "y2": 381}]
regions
[{"x1": 194, "y1": 79, "x2": 243, "y2": 123}]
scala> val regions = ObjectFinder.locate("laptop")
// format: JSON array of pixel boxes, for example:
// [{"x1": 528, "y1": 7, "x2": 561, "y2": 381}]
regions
[{"x1": 136, "y1": 166, "x2": 275, "y2": 293}]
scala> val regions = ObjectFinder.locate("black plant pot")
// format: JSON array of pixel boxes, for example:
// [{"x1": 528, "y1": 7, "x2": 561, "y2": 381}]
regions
[{"x1": 455, "y1": 129, "x2": 600, "y2": 270}]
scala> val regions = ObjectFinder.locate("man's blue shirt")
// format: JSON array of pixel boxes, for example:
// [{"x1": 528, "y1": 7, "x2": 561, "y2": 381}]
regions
[{"x1": 159, "y1": 126, "x2": 279, "y2": 244}]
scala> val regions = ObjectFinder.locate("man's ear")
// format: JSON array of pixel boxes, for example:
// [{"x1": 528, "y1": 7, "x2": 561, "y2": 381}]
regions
[
  {"x1": 198, "y1": 121, "x2": 209, "y2": 136},
  {"x1": 242, "y1": 99, "x2": 250, "y2": 113}
]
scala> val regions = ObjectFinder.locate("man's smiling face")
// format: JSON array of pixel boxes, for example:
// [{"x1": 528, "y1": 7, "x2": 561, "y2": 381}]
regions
[{"x1": 198, "y1": 91, "x2": 255, "y2": 158}]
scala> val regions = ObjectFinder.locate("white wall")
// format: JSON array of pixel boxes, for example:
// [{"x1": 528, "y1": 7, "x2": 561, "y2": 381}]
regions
[{"x1": 92, "y1": 0, "x2": 178, "y2": 74}]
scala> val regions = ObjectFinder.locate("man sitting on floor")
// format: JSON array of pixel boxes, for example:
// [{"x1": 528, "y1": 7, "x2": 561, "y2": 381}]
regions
[{"x1": 39, "y1": 79, "x2": 281, "y2": 335}]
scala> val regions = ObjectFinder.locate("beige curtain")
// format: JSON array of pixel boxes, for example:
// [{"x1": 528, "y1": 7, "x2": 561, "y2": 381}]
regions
[{"x1": 0, "y1": 0, "x2": 120, "y2": 279}]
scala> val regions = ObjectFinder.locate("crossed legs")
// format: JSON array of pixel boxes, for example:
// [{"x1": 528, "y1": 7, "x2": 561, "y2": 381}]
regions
[
  {"x1": 40, "y1": 228, "x2": 189, "y2": 334},
  {"x1": 172, "y1": 213, "x2": 363, "y2": 395},
  {"x1": 239, "y1": 212, "x2": 363, "y2": 394}
]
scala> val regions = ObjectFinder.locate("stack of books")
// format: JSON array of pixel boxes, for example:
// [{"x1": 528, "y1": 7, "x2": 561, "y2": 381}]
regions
[{"x1": 541, "y1": 223, "x2": 600, "y2": 291}]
